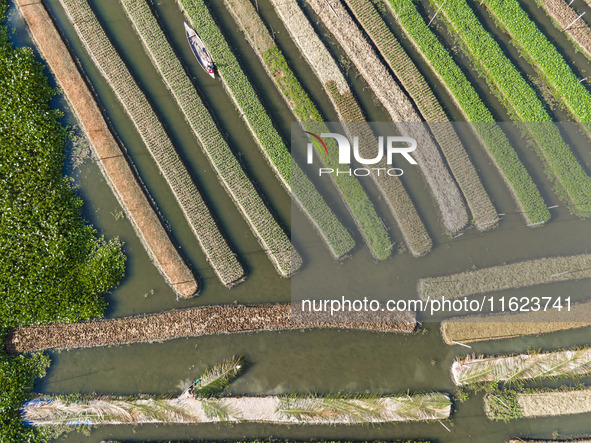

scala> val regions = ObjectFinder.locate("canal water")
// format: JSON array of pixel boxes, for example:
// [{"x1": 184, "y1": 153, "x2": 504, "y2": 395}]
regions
[{"x1": 6, "y1": 0, "x2": 591, "y2": 441}]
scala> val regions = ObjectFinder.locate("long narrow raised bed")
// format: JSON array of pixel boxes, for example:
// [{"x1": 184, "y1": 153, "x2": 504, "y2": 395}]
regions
[
  {"x1": 177, "y1": 0, "x2": 356, "y2": 260},
  {"x1": 14, "y1": 0, "x2": 198, "y2": 298},
  {"x1": 22, "y1": 392, "x2": 451, "y2": 425},
  {"x1": 5, "y1": 304, "x2": 416, "y2": 353},
  {"x1": 483, "y1": 0, "x2": 591, "y2": 125},
  {"x1": 225, "y1": 0, "x2": 425, "y2": 259},
  {"x1": 307, "y1": 0, "x2": 468, "y2": 235},
  {"x1": 434, "y1": 0, "x2": 591, "y2": 217},
  {"x1": 418, "y1": 254, "x2": 591, "y2": 300},
  {"x1": 267, "y1": 0, "x2": 430, "y2": 257},
  {"x1": 485, "y1": 387, "x2": 591, "y2": 420},
  {"x1": 58, "y1": 0, "x2": 245, "y2": 287},
  {"x1": 452, "y1": 347, "x2": 591, "y2": 386},
  {"x1": 384, "y1": 0, "x2": 549, "y2": 225},
  {"x1": 537, "y1": 0, "x2": 591, "y2": 60},
  {"x1": 120, "y1": 0, "x2": 300, "y2": 277},
  {"x1": 344, "y1": 0, "x2": 498, "y2": 232}
]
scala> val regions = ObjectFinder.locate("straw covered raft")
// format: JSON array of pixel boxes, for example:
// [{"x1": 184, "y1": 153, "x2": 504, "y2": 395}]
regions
[
  {"x1": 5, "y1": 304, "x2": 416, "y2": 353},
  {"x1": 452, "y1": 347, "x2": 591, "y2": 386},
  {"x1": 14, "y1": 0, "x2": 197, "y2": 298},
  {"x1": 22, "y1": 392, "x2": 450, "y2": 425}
]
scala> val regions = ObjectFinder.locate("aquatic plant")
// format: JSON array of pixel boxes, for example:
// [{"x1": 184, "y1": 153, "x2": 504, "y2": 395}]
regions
[
  {"x1": 385, "y1": 0, "x2": 549, "y2": 225},
  {"x1": 343, "y1": 0, "x2": 497, "y2": 231},
  {"x1": 177, "y1": 0, "x2": 356, "y2": 260},
  {"x1": 192, "y1": 355, "x2": 246, "y2": 398},
  {"x1": 120, "y1": 0, "x2": 301, "y2": 277},
  {"x1": 58, "y1": 0, "x2": 245, "y2": 287},
  {"x1": 433, "y1": 0, "x2": 591, "y2": 217}
]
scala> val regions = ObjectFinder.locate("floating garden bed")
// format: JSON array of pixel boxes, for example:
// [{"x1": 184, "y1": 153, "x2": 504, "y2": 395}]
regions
[
  {"x1": 419, "y1": 254, "x2": 591, "y2": 300},
  {"x1": 434, "y1": 0, "x2": 591, "y2": 217},
  {"x1": 485, "y1": 387, "x2": 591, "y2": 420},
  {"x1": 22, "y1": 392, "x2": 450, "y2": 425},
  {"x1": 385, "y1": 0, "x2": 549, "y2": 225},
  {"x1": 58, "y1": 0, "x2": 245, "y2": 287},
  {"x1": 5, "y1": 304, "x2": 417, "y2": 353},
  {"x1": 120, "y1": 0, "x2": 300, "y2": 277},
  {"x1": 452, "y1": 347, "x2": 591, "y2": 386},
  {"x1": 344, "y1": 0, "x2": 498, "y2": 231},
  {"x1": 178, "y1": 0, "x2": 355, "y2": 260},
  {"x1": 483, "y1": 0, "x2": 591, "y2": 125},
  {"x1": 16, "y1": 0, "x2": 197, "y2": 298},
  {"x1": 537, "y1": 0, "x2": 591, "y2": 60},
  {"x1": 268, "y1": 0, "x2": 431, "y2": 256},
  {"x1": 307, "y1": 0, "x2": 468, "y2": 234}
]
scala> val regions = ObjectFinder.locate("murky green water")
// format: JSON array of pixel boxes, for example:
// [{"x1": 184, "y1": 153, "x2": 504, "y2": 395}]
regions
[{"x1": 7, "y1": 0, "x2": 591, "y2": 441}]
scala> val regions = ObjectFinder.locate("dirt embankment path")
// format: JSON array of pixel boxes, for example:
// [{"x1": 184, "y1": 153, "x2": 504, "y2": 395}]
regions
[
  {"x1": 5, "y1": 304, "x2": 416, "y2": 353},
  {"x1": 14, "y1": 0, "x2": 198, "y2": 298}
]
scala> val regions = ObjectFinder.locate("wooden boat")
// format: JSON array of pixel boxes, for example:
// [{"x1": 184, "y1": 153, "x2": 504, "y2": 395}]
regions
[{"x1": 184, "y1": 22, "x2": 215, "y2": 78}]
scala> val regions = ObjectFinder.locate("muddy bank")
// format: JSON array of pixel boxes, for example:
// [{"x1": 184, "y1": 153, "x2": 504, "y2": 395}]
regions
[
  {"x1": 14, "y1": 0, "x2": 198, "y2": 298},
  {"x1": 5, "y1": 304, "x2": 416, "y2": 353}
]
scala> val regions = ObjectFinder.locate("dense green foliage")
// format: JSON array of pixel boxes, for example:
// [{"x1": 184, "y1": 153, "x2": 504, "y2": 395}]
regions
[
  {"x1": 0, "y1": 0, "x2": 125, "y2": 439},
  {"x1": 0, "y1": 2, "x2": 125, "y2": 330},
  {"x1": 435, "y1": 0, "x2": 591, "y2": 216},
  {"x1": 215, "y1": 0, "x2": 391, "y2": 259},
  {"x1": 385, "y1": 0, "x2": 550, "y2": 224},
  {"x1": 180, "y1": 0, "x2": 374, "y2": 259},
  {"x1": 484, "y1": 390, "x2": 523, "y2": 421},
  {"x1": 120, "y1": 0, "x2": 301, "y2": 277},
  {"x1": 0, "y1": 352, "x2": 50, "y2": 442},
  {"x1": 484, "y1": 0, "x2": 591, "y2": 123}
]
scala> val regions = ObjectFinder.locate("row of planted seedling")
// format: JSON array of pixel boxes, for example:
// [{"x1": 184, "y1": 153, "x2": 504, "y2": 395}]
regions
[
  {"x1": 178, "y1": 0, "x2": 355, "y2": 260},
  {"x1": 385, "y1": 0, "x2": 550, "y2": 225},
  {"x1": 59, "y1": 0, "x2": 247, "y2": 287},
  {"x1": 483, "y1": 0, "x2": 591, "y2": 124},
  {"x1": 306, "y1": 0, "x2": 469, "y2": 235},
  {"x1": 119, "y1": 0, "x2": 300, "y2": 277},
  {"x1": 343, "y1": 0, "x2": 498, "y2": 232},
  {"x1": 267, "y1": 0, "x2": 432, "y2": 258},
  {"x1": 434, "y1": 0, "x2": 591, "y2": 217},
  {"x1": 223, "y1": 0, "x2": 398, "y2": 260}
]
